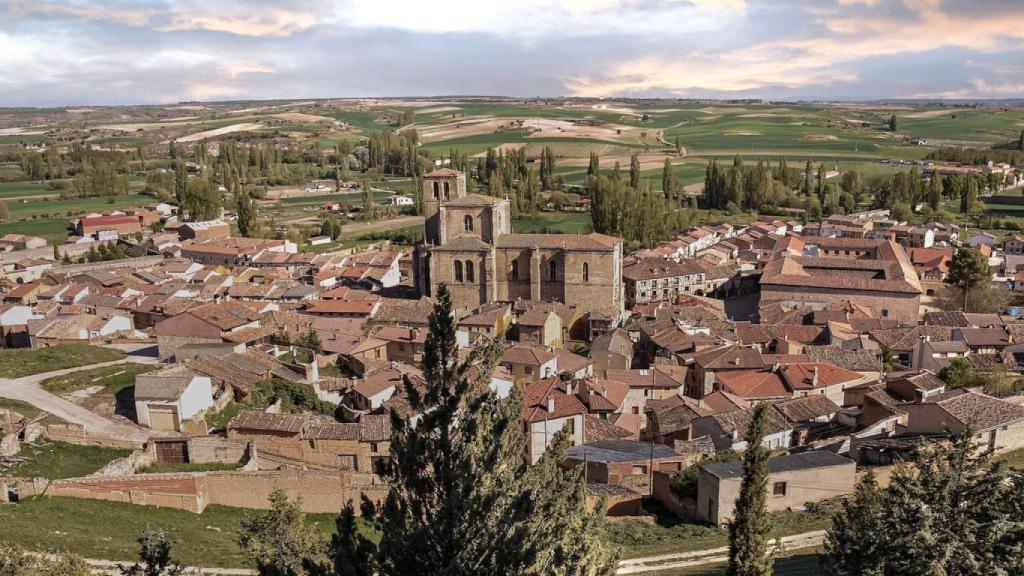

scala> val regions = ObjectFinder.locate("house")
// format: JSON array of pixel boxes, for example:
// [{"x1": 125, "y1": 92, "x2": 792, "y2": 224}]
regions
[
  {"x1": 912, "y1": 339, "x2": 971, "y2": 371},
  {"x1": 348, "y1": 366, "x2": 424, "y2": 412},
  {"x1": 304, "y1": 299, "x2": 381, "y2": 318},
  {"x1": 372, "y1": 326, "x2": 426, "y2": 366},
  {"x1": 903, "y1": 389, "x2": 1024, "y2": 453},
  {"x1": 523, "y1": 378, "x2": 587, "y2": 464},
  {"x1": 77, "y1": 214, "x2": 143, "y2": 237},
  {"x1": 516, "y1": 308, "x2": 562, "y2": 348},
  {"x1": 134, "y1": 366, "x2": 215, "y2": 432},
  {"x1": 697, "y1": 451, "x2": 856, "y2": 524},
  {"x1": 501, "y1": 343, "x2": 559, "y2": 384},
  {"x1": 153, "y1": 301, "x2": 267, "y2": 359},
  {"x1": 690, "y1": 405, "x2": 794, "y2": 451},
  {"x1": 591, "y1": 328, "x2": 634, "y2": 375},
  {"x1": 687, "y1": 344, "x2": 766, "y2": 398},
  {"x1": 31, "y1": 313, "x2": 133, "y2": 346},
  {"x1": 1004, "y1": 235, "x2": 1024, "y2": 256},
  {"x1": 309, "y1": 236, "x2": 332, "y2": 247},
  {"x1": 606, "y1": 365, "x2": 689, "y2": 419},
  {"x1": 177, "y1": 220, "x2": 231, "y2": 242},
  {"x1": 458, "y1": 303, "x2": 513, "y2": 338},
  {"x1": 565, "y1": 440, "x2": 689, "y2": 496},
  {"x1": 955, "y1": 327, "x2": 1010, "y2": 354},
  {"x1": 386, "y1": 194, "x2": 414, "y2": 207},
  {"x1": 969, "y1": 232, "x2": 997, "y2": 248},
  {"x1": 227, "y1": 411, "x2": 390, "y2": 472}
]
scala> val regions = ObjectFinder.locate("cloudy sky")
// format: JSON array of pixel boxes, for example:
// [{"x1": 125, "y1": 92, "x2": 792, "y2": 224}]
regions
[{"x1": 1, "y1": 0, "x2": 1023, "y2": 107}]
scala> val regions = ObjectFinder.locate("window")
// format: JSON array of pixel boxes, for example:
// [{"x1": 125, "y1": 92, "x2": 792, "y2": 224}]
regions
[
  {"x1": 549, "y1": 259, "x2": 557, "y2": 281},
  {"x1": 464, "y1": 214, "x2": 474, "y2": 232},
  {"x1": 444, "y1": 181, "x2": 450, "y2": 200},
  {"x1": 510, "y1": 260, "x2": 519, "y2": 279},
  {"x1": 632, "y1": 465, "x2": 647, "y2": 475},
  {"x1": 432, "y1": 181, "x2": 440, "y2": 199},
  {"x1": 454, "y1": 261, "x2": 463, "y2": 282},
  {"x1": 466, "y1": 260, "x2": 475, "y2": 282},
  {"x1": 582, "y1": 262, "x2": 589, "y2": 282},
  {"x1": 773, "y1": 481, "x2": 787, "y2": 496}
]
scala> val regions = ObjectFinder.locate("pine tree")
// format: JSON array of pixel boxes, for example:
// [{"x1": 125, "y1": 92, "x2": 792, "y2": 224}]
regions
[
  {"x1": 330, "y1": 501, "x2": 375, "y2": 576},
  {"x1": 373, "y1": 285, "x2": 617, "y2": 576},
  {"x1": 238, "y1": 489, "x2": 328, "y2": 575},
  {"x1": 118, "y1": 525, "x2": 185, "y2": 576},
  {"x1": 629, "y1": 153, "x2": 641, "y2": 189},
  {"x1": 822, "y1": 472, "x2": 883, "y2": 576},
  {"x1": 727, "y1": 402, "x2": 774, "y2": 576}
]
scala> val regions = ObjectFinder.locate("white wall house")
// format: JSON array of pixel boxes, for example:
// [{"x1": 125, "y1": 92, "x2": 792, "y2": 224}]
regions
[{"x1": 134, "y1": 370, "x2": 215, "y2": 431}]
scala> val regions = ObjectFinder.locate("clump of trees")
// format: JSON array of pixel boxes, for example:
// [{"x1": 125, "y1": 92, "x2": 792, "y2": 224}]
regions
[
  {"x1": 926, "y1": 145, "x2": 1024, "y2": 166},
  {"x1": 590, "y1": 173, "x2": 694, "y2": 247},
  {"x1": 475, "y1": 145, "x2": 562, "y2": 216},
  {"x1": 822, "y1": 432, "x2": 1024, "y2": 575}
]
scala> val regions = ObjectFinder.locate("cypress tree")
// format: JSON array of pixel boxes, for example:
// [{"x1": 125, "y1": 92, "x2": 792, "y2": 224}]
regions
[
  {"x1": 889, "y1": 114, "x2": 898, "y2": 132},
  {"x1": 629, "y1": 153, "x2": 640, "y2": 189},
  {"x1": 361, "y1": 179, "x2": 374, "y2": 219},
  {"x1": 803, "y1": 160, "x2": 812, "y2": 196},
  {"x1": 727, "y1": 403, "x2": 774, "y2": 576},
  {"x1": 821, "y1": 472, "x2": 883, "y2": 576},
  {"x1": 1019, "y1": 129, "x2": 1024, "y2": 151},
  {"x1": 587, "y1": 152, "x2": 600, "y2": 177},
  {"x1": 662, "y1": 158, "x2": 675, "y2": 200},
  {"x1": 373, "y1": 285, "x2": 617, "y2": 576},
  {"x1": 236, "y1": 188, "x2": 256, "y2": 237}
]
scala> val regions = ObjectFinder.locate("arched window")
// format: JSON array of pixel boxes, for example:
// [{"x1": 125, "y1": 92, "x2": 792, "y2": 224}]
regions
[
  {"x1": 432, "y1": 181, "x2": 440, "y2": 199},
  {"x1": 444, "y1": 181, "x2": 450, "y2": 200},
  {"x1": 583, "y1": 262, "x2": 589, "y2": 282},
  {"x1": 466, "y1": 260, "x2": 475, "y2": 283},
  {"x1": 454, "y1": 260, "x2": 463, "y2": 282},
  {"x1": 549, "y1": 259, "x2": 557, "y2": 281},
  {"x1": 510, "y1": 260, "x2": 519, "y2": 279},
  {"x1": 464, "y1": 214, "x2": 474, "y2": 232}
]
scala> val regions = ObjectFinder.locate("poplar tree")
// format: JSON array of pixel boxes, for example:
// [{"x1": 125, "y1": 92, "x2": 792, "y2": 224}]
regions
[
  {"x1": 726, "y1": 402, "x2": 774, "y2": 576},
  {"x1": 236, "y1": 188, "x2": 257, "y2": 237},
  {"x1": 373, "y1": 285, "x2": 617, "y2": 576},
  {"x1": 662, "y1": 158, "x2": 675, "y2": 200},
  {"x1": 587, "y1": 152, "x2": 600, "y2": 177},
  {"x1": 629, "y1": 153, "x2": 640, "y2": 189},
  {"x1": 361, "y1": 179, "x2": 374, "y2": 219},
  {"x1": 802, "y1": 160, "x2": 813, "y2": 196},
  {"x1": 889, "y1": 114, "x2": 898, "y2": 132}
]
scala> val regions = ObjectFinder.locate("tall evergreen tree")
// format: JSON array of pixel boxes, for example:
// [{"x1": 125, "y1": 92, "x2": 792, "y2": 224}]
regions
[
  {"x1": 238, "y1": 489, "x2": 328, "y2": 576},
  {"x1": 727, "y1": 403, "x2": 774, "y2": 576},
  {"x1": 629, "y1": 153, "x2": 641, "y2": 189},
  {"x1": 236, "y1": 188, "x2": 257, "y2": 237},
  {"x1": 889, "y1": 114, "x2": 898, "y2": 132},
  {"x1": 821, "y1": 472, "x2": 883, "y2": 576},
  {"x1": 1019, "y1": 129, "x2": 1024, "y2": 151},
  {"x1": 361, "y1": 179, "x2": 374, "y2": 219},
  {"x1": 947, "y1": 247, "x2": 993, "y2": 311},
  {"x1": 662, "y1": 158, "x2": 676, "y2": 200},
  {"x1": 587, "y1": 152, "x2": 600, "y2": 177},
  {"x1": 802, "y1": 160, "x2": 813, "y2": 196},
  {"x1": 373, "y1": 285, "x2": 617, "y2": 576}
]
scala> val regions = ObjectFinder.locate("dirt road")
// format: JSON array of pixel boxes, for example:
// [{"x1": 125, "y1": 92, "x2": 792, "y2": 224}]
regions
[{"x1": 616, "y1": 530, "x2": 827, "y2": 574}]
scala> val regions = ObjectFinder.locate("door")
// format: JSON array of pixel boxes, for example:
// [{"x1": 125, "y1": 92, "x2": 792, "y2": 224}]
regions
[
  {"x1": 155, "y1": 440, "x2": 189, "y2": 464},
  {"x1": 149, "y1": 405, "x2": 180, "y2": 431}
]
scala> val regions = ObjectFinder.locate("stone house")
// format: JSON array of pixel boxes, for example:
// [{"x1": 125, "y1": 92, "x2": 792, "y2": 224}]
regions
[
  {"x1": 516, "y1": 308, "x2": 562, "y2": 348},
  {"x1": 153, "y1": 301, "x2": 267, "y2": 360},
  {"x1": 371, "y1": 325, "x2": 426, "y2": 366},
  {"x1": 523, "y1": 378, "x2": 586, "y2": 465},
  {"x1": 590, "y1": 328, "x2": 633, "y2": 375},
  {"x1": 564, "y1": 440, "x2": 690, "y2": 496},
  {"x1": 690, "y1": 405, "x2": 794, "y2": 451},
  {"x1": 903, "y1": 389, "x2": 1024, "y2": 453},
  {"x1": 501, "y1": 343, "x2": 559, "y2": 385},
  {"x1": 697, "y1": 451, "x2": 856, "y2": 524},
  {"x1": 227, "y1": 411, "x2": 390, "y2": 472}
]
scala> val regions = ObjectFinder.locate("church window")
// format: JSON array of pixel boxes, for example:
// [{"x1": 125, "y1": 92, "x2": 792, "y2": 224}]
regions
[
  {"x1": 583, "y1": 262, "x2": 590, "y2": 282},
  {"x1": 464, "y1": 214, "x2": 474, "y2": 232},
  {"x1": 510, "y1": 260, "x2": 519, "y2": 279},
  {"x1": 433, "y1": 181, "x2": 440, "y2": 199},
  {"x1": 454, "y1": 261, "x2": 463, "y2": 282},
  {"x1": 466, "y1": 261, "x2": 475, "y2": 282},
  {"x1": 549, "y1": 259, "x2": 557, "y2": 281}
]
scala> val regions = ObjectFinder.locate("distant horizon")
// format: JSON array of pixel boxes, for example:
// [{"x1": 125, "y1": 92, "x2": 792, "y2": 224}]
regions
[{"x1": 2, "y1": 0, "x2": 1023, "y2": 107}]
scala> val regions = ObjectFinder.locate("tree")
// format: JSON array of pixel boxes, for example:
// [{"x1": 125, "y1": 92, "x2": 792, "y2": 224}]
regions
[
  {"x1": 0, "y1": 544, "x2": 90, "y2": 576},
  {"x1": 361, "y1": 179, "x2": 374, "y2": 219},
  {"x1": 372, "y1": 285, "x2": 617, "y2": 576},
  {"x1": 674, "y1": 136, "x2": 682, "y2": 155},
  {"x1": 947, "y1": 247, "x2": 991, "y2": 311},
  {"x1": 727, "y1": 403, "x2": 774, "y2": 576},
  {"x1": 587, "y1": 152, "x2": 600, "y2": 178},
  {"x1": 177, "y1": 178, "x2": 221, "y2": 222},
  {"x1": 0, "y1": 200, "x2": 9, "y2": 221},
  {"x1": 821, "y1": 472, "x2": 884, "y2": 576},
  {"x1": 236, "y1": 188, "x2": 257, "y2": 237},
  {"x1": 295, "y1": 329, "x2": 322, "y2": 355},
  {"x1": 238, "y1": 489, "x2": 328, "y2": 576},
  {"x1": 330, "y1": 501, "x2": 376, "y2": 576},
  {"x1": 888, "y1": 114, "x2": 898, "y2": 132},
  {"x1": 629, "y1": 153, "x2": 641, "y2": 189},
  {"x1": 117, "y1": 525, "x2": 185, "y2": 576},
  {"x1": 662, "y1": 158, "x2": 676, "y2": 200},
  {"x1": 821, "y1": 431, "x2": 1024, "y2": 575},
  {"x1": 802, "y1": 160, "x2": 812, "y2": 196}
]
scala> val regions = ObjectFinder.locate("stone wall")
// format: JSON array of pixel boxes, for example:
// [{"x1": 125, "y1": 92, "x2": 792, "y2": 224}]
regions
[
  {"x1": 186, "y1": 436, "x2": 253, "y2": 465},
  {"x1": 42, "y1": 424, "x2": 141, "y2": 450},
  {"x1": 204, "y1": 470, "x2": 388, "y2": 513},
  {"x1": 759, "y1": 285, "x2": 921, "y2": 324}
]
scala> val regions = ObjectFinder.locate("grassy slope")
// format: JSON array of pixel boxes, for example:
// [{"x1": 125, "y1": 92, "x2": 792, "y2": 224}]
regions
[
  {"x1": 2, "y1": 441, "x2": 130, "y2": 479},
  {"x1": 40, "y1": 363, "x2": 158, "y2": 396},
  {"x1": 0, "y1": 344, "x2": 124, "y2": 378}
]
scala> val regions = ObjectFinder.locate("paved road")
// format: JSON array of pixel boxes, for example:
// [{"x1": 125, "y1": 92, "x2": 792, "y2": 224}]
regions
[
  {"x1": 616, "y1": 530, "x2": 827, "y2": 574},
  {"x1": 0, "y1": 351, "x2": 167, "y2": 444}
]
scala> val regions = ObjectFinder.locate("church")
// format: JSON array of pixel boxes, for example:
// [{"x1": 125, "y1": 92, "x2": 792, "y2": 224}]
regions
[{"x1": 413, "y1": 168, "x2": 624, "y2": 320}]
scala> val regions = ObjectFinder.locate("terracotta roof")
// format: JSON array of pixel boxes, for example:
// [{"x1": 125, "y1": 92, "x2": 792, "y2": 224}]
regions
[
  {"x1": 352, "y1": 366, "x2": 423, "y2": 400},
  {"x1": 305, "y1": 299, "x2": 379, "y2": 315},
  {"x1": 716, "y1": 370, "x2": 790, "y2": 399},
  {"x1": 424, "y1": 168, "x2": 463, "y2": 178},
  {"x1": 804, "y1": 346, "x2": 881, "y2": 372},
  {"x1": 605, "y1": 365, "x2": 688, "y2": 389},
  {"x1": 584, "y1": 415, "x2": 634, "y2": 441},
  {"x1": 956, "y1": 327, "x2": 1010, "y2": 347},
  {"x1": 780, "y1": 362, "x2": 863, "y2": 390},
  {"x1": 522, "y1": 378, "x2": 587, "y2": 423},
  {"x1": 576, "y1": 379, "x2": 629, "y2": 412},
  {"x1": 495, "y1": 233, "x2": 620, "y2": 251},
  {"x1": 701, "y1": 405, "x2": 791, "y2": 441},
  {"x1": 502, "y1": 344, "x2": 556, "y2": 367},
  {"x1": 922, "y1": 389, "x2": 1024, "y2": 431},
  {"x1": 622, "y1": 258, "x2": 706, "y2": 281},
  {"x1": 772, "y1": 395, "x2": 839, "y2": 423},
  {"x1": 692, "y1": 344, "x2": 766, "y2": 371},
  {"x1": 229, "y1": 410, "x2": 306, "y2": 434}
]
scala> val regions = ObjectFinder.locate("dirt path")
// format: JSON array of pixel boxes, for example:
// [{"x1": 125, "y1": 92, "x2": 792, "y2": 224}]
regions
[
  {"x1": 616, "y1": 530, "x2": 826, "y2": 574},
  {"x1": 0, "y1": 354, "x2": 169, "y2": 444}
]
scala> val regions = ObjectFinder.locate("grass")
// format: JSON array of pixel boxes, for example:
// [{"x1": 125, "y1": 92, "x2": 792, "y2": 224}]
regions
[
  {"x1": 996, "y1": 447, "x2": 1024, "y2": 469},
  {"x1": 0, "y1": 218, "x2": 70, "y2": 244},
  {"x1": 1, "y1": 441, "x2": 131, "y2": 479},
  {"x1": 0, "y1": 497, "x2": 365, "y2": 568},
  {"x1": 0, "y1": 344, "x2": 125, "y2": 378},
  {"x1": 644, "y1": 549, "x2": 824, "y2": 575},
  {"x1": 0, "y1": 398, "x2": 66, "y2": 425},
  {"x1": 205, "y1": 402, "x2": 244, "y2": 432},
  {"x1": 40, "y1": 363, "x2": 158, "y2": 396},
  {"x1": 139, "y1": 462, "x2": 243, "y2": 474},
  {"x1": 605, "y1": 501, "x2": 833, "y2": 560},
  {"x1": 4, "y1": 193, "x2": 153, "y2": 219},
  {"x1": 0, "y1": 181, "x2": 57, "y2": 199}
]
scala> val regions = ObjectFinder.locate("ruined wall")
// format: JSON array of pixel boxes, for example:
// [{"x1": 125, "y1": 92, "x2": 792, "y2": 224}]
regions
[{"x1": 42, "y1": 424, "x2": 140, "y2": 450}]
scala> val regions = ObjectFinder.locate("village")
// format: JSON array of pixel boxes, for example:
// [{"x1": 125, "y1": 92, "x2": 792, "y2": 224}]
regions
[{"x1": 0, "y1": 153, "x2": 1022, "y2": 573}]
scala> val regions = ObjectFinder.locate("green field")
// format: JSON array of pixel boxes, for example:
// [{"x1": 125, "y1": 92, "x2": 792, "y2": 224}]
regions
[
  {"x1": 40, "y1": 363, "x2": 157, "y2": 396},
  {"x1": 0, "y1": 217, "x2": 72, "y2": 244},
  {"x1": 0, "y1": 181, "x2": 57, "y2": 199},
  {"x1": 0, "y1": 344, "x2": 125, "y2": 378},
  {"x1": 4, "y1": 193, "x2": 153, "y2": 219},
  {"x1": 0, "y1": 398, "x2": 65, "y2": 424},
  {"x1": 513, "y1": 212, "x2": 593, "y2": 234},
  {"x1": 0, "y1": 497, "x2": 354, "y2": 568},
  {"x1": 1, "y1": 441, "x2": 131, "y2": 479}
]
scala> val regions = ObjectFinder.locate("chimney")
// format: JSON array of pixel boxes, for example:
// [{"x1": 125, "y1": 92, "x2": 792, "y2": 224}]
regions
[
  {"x1": 546, "y1": 397, "x2": 555, "y2": 412},
  {"x1": 564, "y1": 380, "x2": 574, "y2": 395},
  {"x1": 812, "y1": 367, "x2": 819, "y2": 387}
]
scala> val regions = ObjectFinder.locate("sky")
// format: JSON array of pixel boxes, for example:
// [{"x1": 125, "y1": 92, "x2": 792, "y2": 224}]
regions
[{"x1": 1, "y1": 0, "x2": 1023, "y2": 107}]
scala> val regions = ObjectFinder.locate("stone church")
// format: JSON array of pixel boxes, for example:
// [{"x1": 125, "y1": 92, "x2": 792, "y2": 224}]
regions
[{"x1": 413, "y1": 168, "x2": 624, "y2": 319}]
